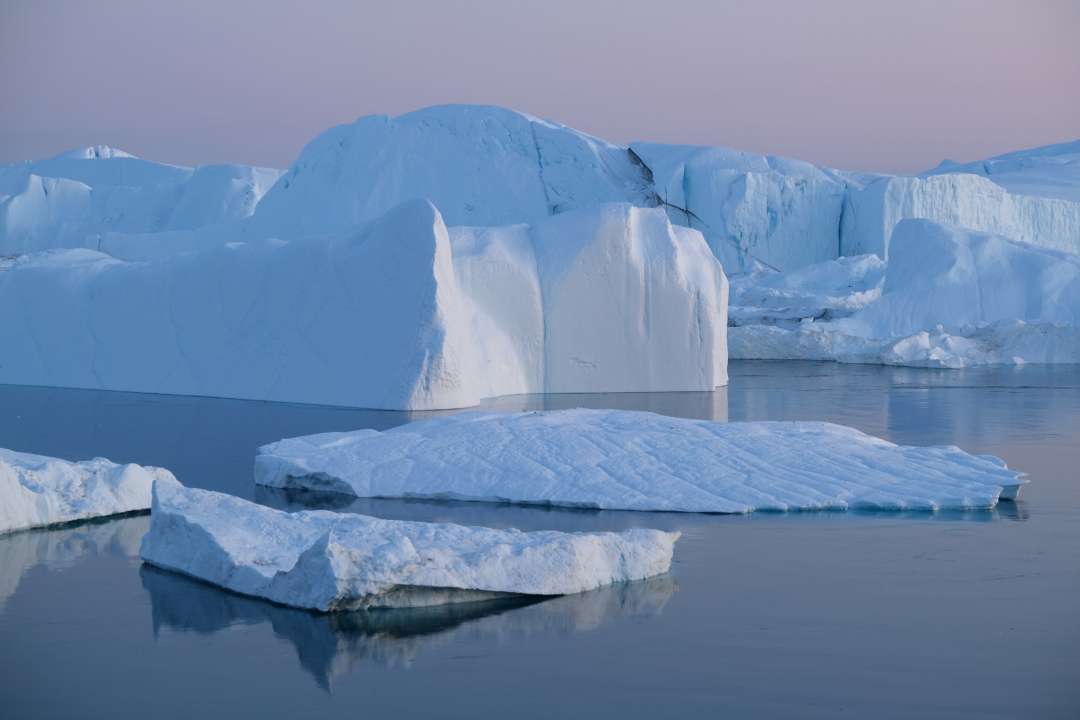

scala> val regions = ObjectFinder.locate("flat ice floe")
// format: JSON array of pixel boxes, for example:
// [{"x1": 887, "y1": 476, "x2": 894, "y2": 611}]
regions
[
  {"x1": 0, "y1": 447, "x2": 174, "y2": 534},
  {"x1": 255, "y1": 409, "x2": 1026, "y2": 513},
  {"x1": 140, "y1": 476, "x2": 678, "y2": 612}
]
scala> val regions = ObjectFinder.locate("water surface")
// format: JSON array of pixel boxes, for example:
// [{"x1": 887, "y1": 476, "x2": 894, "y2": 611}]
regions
[{"x1": 2, "y1": 362, "x2": 1078, "y2": 718}]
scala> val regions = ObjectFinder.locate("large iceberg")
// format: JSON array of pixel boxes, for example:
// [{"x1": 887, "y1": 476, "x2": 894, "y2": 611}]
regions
[
  {"x1": 255, "y1": 408, "x2": 1025, "y2": 513},
  {"x1": 140, "y1": 475, "x2": 679, "y2": 612},
  {"x1": 731, "y1": 219, "x2": 1080, "y2": 367},
  {"x1": 0, "y1": 447, "x2": 173, "y2": 534},
  {"x1": 0, "y1": 145, "x2": 281, "y2": 256},
  {"x1": 0, "y1": 199, "x2": 728, "y2": 409}
]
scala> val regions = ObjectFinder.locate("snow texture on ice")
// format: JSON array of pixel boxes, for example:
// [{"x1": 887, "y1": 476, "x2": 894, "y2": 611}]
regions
[
  {"x1": 139, "y1": 475, "x2": 679, "y2": 612},
  {"x1": 731, "y1": 219, "x2": 1080, "y2": 367},
  {"x1": 0, "y1": 447, "x2": 174, "y2": 534},
  {"x1": 255, "y1": 408, "x2": 1026, "y2": 513},
  {"x1": 0, "y1": 199, "x2": 727, "y2": 409}
]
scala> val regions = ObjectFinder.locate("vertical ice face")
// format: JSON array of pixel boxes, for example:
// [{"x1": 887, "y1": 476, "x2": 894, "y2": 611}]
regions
[
  {"x1": 629, "y1": 143, "x2": 848, "y2": 273},
  {"x1": 0, "y1": 200, "x2": 730, "y2": 409},
  {"x1": 532, "y1": 204, "x2": 728, "y2": 393},
  {"x1": 841, "y1": 174, "x2": 1080, "y2": 259}
]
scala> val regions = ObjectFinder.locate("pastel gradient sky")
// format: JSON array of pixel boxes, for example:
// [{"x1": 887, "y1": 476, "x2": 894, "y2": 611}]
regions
[{"x1": 2, "y1": 0, "x2": 1078, "y2": 173}]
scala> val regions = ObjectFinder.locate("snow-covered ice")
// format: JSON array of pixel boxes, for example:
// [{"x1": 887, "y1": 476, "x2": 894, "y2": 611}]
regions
[
  {"x1": 0, "y1": 447, "x2": 174, "y2": 534},
  {"x1": 729, "y1": 254, "x2": 885, "y2": 327},
  {"x1": 0, "y1": 145, "x2": 281, "y2": 256},
  {"x1": 732, "y1": 219, "x2": 1080, "y2": 367},
  {"x1": 248, "y1": 105, "x2": 656, "y2": 238},
  {"x1": 0, "y1": 199, "x2": 728, "y2": 409},
  {"x1": 925, "y1": 139, "x2": 1080, "y2": 202},
  {"x1": 255, "y1": 409, "x2": 1026, "y2": 513},
  {"x1": 140, "y1": 475, "x2": 679, "y2": 612},
  {"x1": 841, "y1": 172, "x2": 1080, "y2": 259},
  {"x1": 630, "y1": 142, "x2": 850, "y2": 273}
]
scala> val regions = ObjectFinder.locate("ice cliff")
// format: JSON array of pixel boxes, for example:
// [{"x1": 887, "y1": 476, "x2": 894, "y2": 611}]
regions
[{"x1": 0, "y1": 200, "x2": 729, "y2": 409}]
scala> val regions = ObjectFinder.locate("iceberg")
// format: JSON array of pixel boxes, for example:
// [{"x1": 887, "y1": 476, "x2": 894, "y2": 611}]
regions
[
  {"x1": 630, "y1": 142, "x2": 850, "y2": 273},
  {"x1": 0, "y1": 145, "x2": 281, "y2": 256},
  {"x1": 841, "y1": 172, "x2": 1080, "y2": 259},
  {"x1": 924, "y1": 139, "x2": 1080, "y2": 202},
  {"x1": 0, "y1": 447, "x2": 173, "y2": 534},
  {"x1": 0, "y1": 199, "x2": 728, "y2": 409},
  {"x1": 732, "y1": 219, "x2": 1080, "y2": 367},
  {"x1": 139, "y1": 475, "x2": 679, "y2": 612},
  {"x1": 255, "y1": 408, "x2": 1026, "y2": 513},
  {"x1": 248, "y1": 104, "x2": 656, "y2": 238}
]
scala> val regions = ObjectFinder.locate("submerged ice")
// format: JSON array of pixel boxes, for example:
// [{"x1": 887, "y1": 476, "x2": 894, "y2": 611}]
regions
[
  {"x1": 140, "y1": 475, "x2": 679, "y2": 612},
  {"x1": 255, "y1": 409, "x2": 1026, "y2": 513}
]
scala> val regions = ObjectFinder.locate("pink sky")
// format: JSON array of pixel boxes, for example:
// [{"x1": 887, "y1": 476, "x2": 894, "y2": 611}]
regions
[{"x1": 2, "y1": 0, "x2": 1078, "y2": 173}]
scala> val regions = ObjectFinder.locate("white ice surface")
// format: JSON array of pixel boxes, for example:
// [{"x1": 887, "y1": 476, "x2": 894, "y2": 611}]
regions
[
  {"x1": 630, "y1": 142, "x2": 849, "y2": 273},
  {"x1": 925, "y1": 139, "x2": 1080, "y2": 202},
  {"x1": 249, "y1": 105, "x2": 655, "y2": 238},
  {"x1": 139, "y1": 475, "x2": 679, "y2": 612},
  {"x1": 731, "y1": 219, "x2": 1080, "y2": 367},
  {"x1": 255, "y1": 409, "x2": 1025, "y2": 513},
  {"x1": 841, "y1": 172, "x2": 1080, "y2": 259},
  {"x1": 0, "y1": 447, "x2": 173, "y2": 534},
  {"x1": 0, "y1": 145, "x2": 281, "y2": 256},
  {"x1": 0, "y1": 200, "x2": 728, "y2": 409}
]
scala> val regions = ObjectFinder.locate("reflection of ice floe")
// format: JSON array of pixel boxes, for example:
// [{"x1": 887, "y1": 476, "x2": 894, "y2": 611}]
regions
[
  {"x1": 0, "y1": 514, "x2": 148, "y2": 609},
  {"x1": 141, "y1": 565, "x2": 677, "y2": 691}
]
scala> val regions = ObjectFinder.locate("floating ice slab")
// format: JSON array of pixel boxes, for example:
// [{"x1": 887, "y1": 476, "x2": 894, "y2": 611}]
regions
[
  {"x1": 140, "y1": 476, "x2": 678, "y2": 612},
  {"x1": 255, "y1": 409, "x2": 1026, "y2": 513},
  {"x1": 0, "y1": 447, "x2": 174, "y2": 534}
]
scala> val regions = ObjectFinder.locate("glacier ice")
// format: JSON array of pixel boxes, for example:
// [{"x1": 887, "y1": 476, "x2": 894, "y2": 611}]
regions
[
  {"x1": 248, "y1": 105, "x2": 656, "y2": 238},
  {"x1": 925, "y1": 139, "x2": 1080, "y2": 202},
  {"x1": 255, "y1": 408, "x2": 1026, "y2": 513},
  {"x1": 731, "y1": 219, "x2": 1080, "y2": 367},
  {"x1": 630, "y1": 142, "x2": 850, "y2": 273},
  {"x1": 0, "y1": 145, "x2": 281, "y2": 256},
  {"x1": 841, "y1": 172, "x2": 1080, "y2": 259},
  {"x1": 139, "y1": 475, "x2": 679, "y2": 612},
  {"x1": 0, "y1": 199, "x2": 728, "y2": 409},
  {"x1": 0, "y1": 447, "x2": 174, "y2": 534}
]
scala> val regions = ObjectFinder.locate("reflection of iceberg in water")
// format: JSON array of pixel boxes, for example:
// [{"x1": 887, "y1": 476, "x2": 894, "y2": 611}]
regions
[
  {"x1": 0, "y1": 515, "x2": 148, "y2": 609},
  {"x1": 140, "y1": 565, "x2": 677, "y2": 691}
]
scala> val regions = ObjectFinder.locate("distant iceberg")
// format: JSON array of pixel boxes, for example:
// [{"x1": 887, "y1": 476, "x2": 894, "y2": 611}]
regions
[
  {"x1": 0, "y1": 447, "x2": 173, "y2": 534},
  {"x1": 732, "y1": 219, "x2": 1080, "y2": 367},
  {"x1": 139, "y1": 475, "x2": 679, "y2": 612},
  {"x1": 255, "y1": 409, "x2": 1026, "y2": 513}
]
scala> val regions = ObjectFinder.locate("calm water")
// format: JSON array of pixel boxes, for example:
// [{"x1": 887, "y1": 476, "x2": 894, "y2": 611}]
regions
[{"x1": 1, "y1": 361, "x2": 1078, "y2": 719}]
